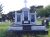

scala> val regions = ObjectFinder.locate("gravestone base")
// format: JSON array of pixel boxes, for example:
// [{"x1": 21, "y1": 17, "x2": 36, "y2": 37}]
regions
[
  {"x1": 7, "y1": 23, "x2": 48, "y2": 37},
  {"x1": 7, "y1": 30, "x2": 48, "y2": 37}
]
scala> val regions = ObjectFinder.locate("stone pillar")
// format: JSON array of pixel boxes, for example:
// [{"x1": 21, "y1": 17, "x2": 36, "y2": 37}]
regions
[
  {"x1": 35, "y1": 11, "x2": 36, "y2": 24},
  {"x1": 15, "y1": 11, "x2": 17, "y2": 24}
]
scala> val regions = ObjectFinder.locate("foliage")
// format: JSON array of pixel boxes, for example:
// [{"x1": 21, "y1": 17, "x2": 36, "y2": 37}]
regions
[
  {"x1": 0, "y1": 4, "x2": 3, "y2": 13},
  {"x1": 30, "y1": 6, "x2": 36, "y2": 13},
  {"x1": 37, "y1": 8, "x2": 45, "y2": 17},
  {"x1": 30, "y1": 5, "x2": 50, "y2": 17},
  {"x1": 45, "y1": 5, "x2": 50, "y2": 16}
]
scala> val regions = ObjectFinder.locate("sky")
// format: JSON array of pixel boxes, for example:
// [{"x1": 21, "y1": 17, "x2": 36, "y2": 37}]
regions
[{"x1": 0, "y1": 0, "x2": 50, "y2": 14}]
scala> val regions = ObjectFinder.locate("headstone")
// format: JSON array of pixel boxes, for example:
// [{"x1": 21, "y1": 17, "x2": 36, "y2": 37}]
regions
[{"x1": 8, "y1": 0, "x2": 48, "y2": 36}]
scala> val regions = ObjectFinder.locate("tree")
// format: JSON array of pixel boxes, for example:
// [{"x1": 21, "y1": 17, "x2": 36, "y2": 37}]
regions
[
  {"x1": 30, "y1": 6, "x2": 44, "y2": 17},
  {"x1": 0, "y1": 4, "x2": 3, "y2": 13},
  {"x1": 0, "y1": 4, "x2": 3, "y2": 18},
  {"x1": 30, "y1": 6, "x2": 36, "y2": 13},
  {"x1": 36, "y1": 5, "x2": 50, "y2": 17},
  {"x1": 36, "y1": 8, "x2": 46, "y2": 17},
  {"x1": 45, "y1": 5, "x2": 50, "y2": 16}
]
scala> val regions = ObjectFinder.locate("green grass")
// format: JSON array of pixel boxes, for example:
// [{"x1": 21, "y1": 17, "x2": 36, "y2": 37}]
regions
[
  {"x1": 0, "y1": 22, "x2": 11, "y2": 30},
  {"x1": 36, "y1": 19, "x2": 42, "y2": 25},
  {"x1": 0, "y1": 21, "x2": 11, "y2": 37},
  {"x1": 48, "y1": 21, "x2": 50, "y2": 37}
]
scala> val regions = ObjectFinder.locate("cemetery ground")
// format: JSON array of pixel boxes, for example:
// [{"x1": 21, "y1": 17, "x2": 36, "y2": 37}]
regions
[{"x1": 0, "y1": 20, "x2": 49, "y2": 37}]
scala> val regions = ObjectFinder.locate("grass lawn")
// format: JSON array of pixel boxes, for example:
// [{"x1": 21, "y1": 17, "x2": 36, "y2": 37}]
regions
[
  {"x1": 0, "y1": 21, "x2": 11, "y2": 37},
  {"x1": 0, "y1": 21, "x2": 11, "y2": 30},
  {"x1": 48, "y1": 28, "x2": 50, "y2": 37}
]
